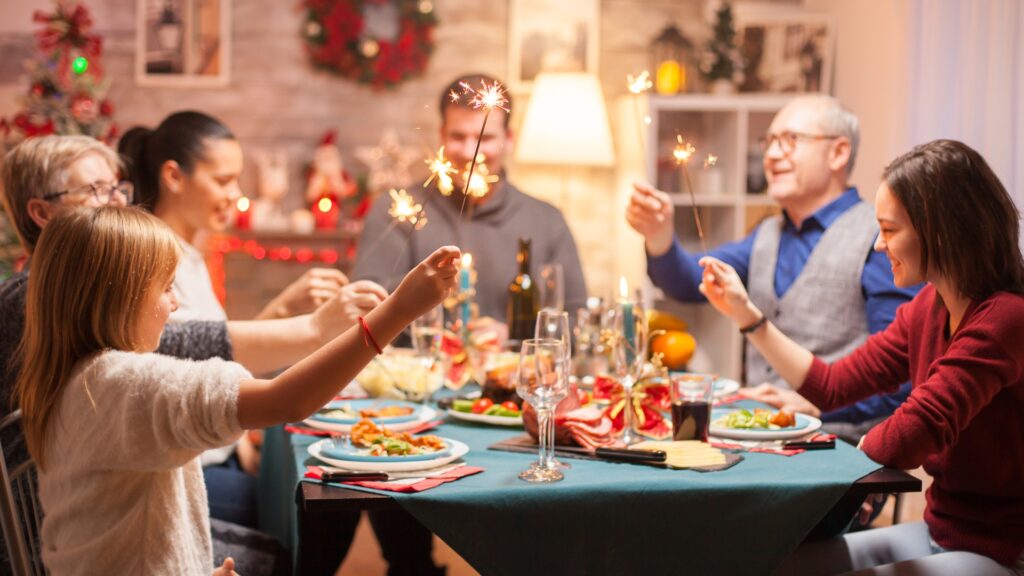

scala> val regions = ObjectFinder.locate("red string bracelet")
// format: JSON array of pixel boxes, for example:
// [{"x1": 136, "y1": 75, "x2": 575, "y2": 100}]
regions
[{"x1": 358, "y1": 316, "x2": 383, "y2": 355}]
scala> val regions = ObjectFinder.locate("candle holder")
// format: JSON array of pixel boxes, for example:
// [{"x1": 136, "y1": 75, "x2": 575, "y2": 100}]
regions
[{"x1": 608, "y1": 299, "x2": 648, "y2": 445}]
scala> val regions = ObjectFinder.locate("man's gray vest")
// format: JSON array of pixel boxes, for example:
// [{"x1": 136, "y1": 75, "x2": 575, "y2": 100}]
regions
[{"x1": 745, "y1": 201, "x2": 878, "y2": 389}]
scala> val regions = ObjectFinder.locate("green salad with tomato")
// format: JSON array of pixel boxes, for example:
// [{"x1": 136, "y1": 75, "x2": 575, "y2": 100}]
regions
[{"x1": 452, "y1": 398, "x2": 522, "y2": 418}]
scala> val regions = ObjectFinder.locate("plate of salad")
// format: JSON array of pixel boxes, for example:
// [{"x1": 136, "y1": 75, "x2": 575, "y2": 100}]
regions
[
  {"x1": 444, "y1": 398, "x2": 523, "y2": 426},
  {"x1": 709, "y1": 408, "x2": 821, "y2": 440}
]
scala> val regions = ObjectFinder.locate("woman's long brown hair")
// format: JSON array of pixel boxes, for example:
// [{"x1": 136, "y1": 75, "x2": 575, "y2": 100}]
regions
[
  {"x1": 15, "y1": 206, "x2": 179, "y2": 468},
  {"x1": 883, "y1": 139, "x2": 1024, "y2": 300}
]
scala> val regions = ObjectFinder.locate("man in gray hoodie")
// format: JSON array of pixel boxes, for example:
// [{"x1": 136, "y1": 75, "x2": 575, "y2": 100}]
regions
[{"x1": 354, "y1": 73, "x2": 587, "y2": 324}]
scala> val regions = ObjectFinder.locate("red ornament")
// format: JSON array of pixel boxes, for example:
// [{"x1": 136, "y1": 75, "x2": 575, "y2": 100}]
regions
[
  {"x1": 70, "y1": 95, "x2": 97, "y2": 122},
  {"x1": 99, "y1": 99, "x2": 114, "y2": 116}
]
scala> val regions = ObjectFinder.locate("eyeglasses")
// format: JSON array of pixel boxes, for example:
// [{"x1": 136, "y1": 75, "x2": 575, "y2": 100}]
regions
[
  {"x1": 758, "y1": 131, "x2": 840, "y2": 155},
  {"x1": 42, "y1": 180, "x2": 134, "y2": 205}
]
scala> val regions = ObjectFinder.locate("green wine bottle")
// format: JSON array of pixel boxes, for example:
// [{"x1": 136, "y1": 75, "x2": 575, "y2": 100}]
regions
[{"x1": 506, "y1": 236, "x2": 539, "y2": 344}]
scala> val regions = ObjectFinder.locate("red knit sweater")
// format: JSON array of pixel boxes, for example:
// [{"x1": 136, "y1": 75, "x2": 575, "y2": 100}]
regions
[{"x1": 801, "y1": 284, "x2": 1024, "y2": 566}]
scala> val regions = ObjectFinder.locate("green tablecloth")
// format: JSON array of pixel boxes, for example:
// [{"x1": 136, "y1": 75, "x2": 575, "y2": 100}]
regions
[{"x1": 261, "y1": 405, "x2": 880, "y2": 576}]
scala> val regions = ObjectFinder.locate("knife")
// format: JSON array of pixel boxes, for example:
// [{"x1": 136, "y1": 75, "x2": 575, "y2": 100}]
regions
[
  {"x1": 321, "y1": 471, "x2": 389, "y2": 482},
  {"x1": 555, "y1": 446, "x2": 667, "y2": 463},
  {"x1": 782, "y1": 439, "x2": 835, "y2": 450}
]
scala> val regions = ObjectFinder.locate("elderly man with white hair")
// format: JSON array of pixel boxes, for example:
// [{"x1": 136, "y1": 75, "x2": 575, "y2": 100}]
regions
[{"x1": 627, "y1": 95, "x2": 920, "y2": 446}]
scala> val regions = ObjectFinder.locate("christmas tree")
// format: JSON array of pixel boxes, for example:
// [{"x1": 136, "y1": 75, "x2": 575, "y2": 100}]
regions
[
  {"x1": 1, "y1": 1, "x2": 117, "y2": 150},
  {"x1": 700, "y1": 2, "x2": 743, "y2": 84}
]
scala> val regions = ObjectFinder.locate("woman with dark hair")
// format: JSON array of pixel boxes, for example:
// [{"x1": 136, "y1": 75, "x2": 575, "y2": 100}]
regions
[
  {"x1": 119, "y1": 111, "x2": 365, "y2": 322},
  {"x1": 700, "y1": 139, "x2": 1024, "y2": 575}
]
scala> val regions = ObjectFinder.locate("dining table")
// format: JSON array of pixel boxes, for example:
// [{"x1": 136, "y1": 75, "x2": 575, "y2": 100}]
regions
[{"x1": 258, "y1": 397, "x2": 921, "y2": 576}]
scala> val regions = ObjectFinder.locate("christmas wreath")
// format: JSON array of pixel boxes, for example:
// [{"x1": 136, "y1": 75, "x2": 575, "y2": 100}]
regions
[{"x1": 301, "y1": 0, "x2": 437, "y2": 89}]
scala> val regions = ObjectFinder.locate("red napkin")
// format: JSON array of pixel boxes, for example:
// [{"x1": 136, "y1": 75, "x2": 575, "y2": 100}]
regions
[
  {"x1": 284, "y1": 424, "x2": 336, "y2": 437},
  {"x1": 711, "y1": 433, "x2": 837, "y2": 456},
  {"x1": 304, "y1": 464, "x2": 484, "y2": 493}
]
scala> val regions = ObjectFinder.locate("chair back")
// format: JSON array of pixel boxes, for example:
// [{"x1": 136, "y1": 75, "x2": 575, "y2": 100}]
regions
[{"x1": 0, "y1": 410, "x2": 45, "y2": 576}]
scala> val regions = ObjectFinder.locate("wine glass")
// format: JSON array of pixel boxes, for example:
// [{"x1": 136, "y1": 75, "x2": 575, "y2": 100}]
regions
[
  {"x1": 608, "y1": 299, "x2": 648, "y2": 445},
  {"x1": 534, "y1": 310, "x2": 571, "y2": 469},
  {"x1": 539, "y1": 263, "x2": 564, "y2": 312},
  {"x1": 535, "y1": 309, "x2": 571, "y2": 360},
  {"x1": 517, "y1": 339, "x2": 568, "y2": 483},
  {"x1": 409, "y1": 305, "x2": 444, "y2": 403}
]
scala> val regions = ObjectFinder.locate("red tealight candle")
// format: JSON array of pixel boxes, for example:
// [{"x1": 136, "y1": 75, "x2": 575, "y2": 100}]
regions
[
  {"x1": 235, "y1": 197, "x2": 251, "y2": 230},
  {"x1": 314, "y1": 194, "x2": 340, "y2": 231}
]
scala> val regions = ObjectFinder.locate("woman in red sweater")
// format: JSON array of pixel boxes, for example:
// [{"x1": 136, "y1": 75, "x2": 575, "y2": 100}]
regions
[{"x1": 700, "y1": 139, "x2": 1024, "y2": 575}]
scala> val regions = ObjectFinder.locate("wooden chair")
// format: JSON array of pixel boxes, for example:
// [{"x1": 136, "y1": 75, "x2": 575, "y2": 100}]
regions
[{"x1": 0, "y1": 410, "x2": 45, "y2": 575}]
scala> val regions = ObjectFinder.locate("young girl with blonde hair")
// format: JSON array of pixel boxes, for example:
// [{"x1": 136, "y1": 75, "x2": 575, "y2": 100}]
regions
[{"x1": 16, "y1": 206, "x2": 459, "y2": 575}]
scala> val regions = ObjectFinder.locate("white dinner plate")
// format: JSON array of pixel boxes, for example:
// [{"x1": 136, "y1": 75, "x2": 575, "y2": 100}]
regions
[
  {"x1": 308, "y1": 437, "x2": 468, "y2": 472},
  {"x1": 709, "y1": 409, "x2": 822, "y2": 440},
  {"x1": 302, "y1": 405, "x2": 437, "y2": 433},
  {"x1": 445, "y1": 408, "x2": 523, "y2": 427},
  {"x1": 310, "y1": 399, "x2": 424, "y2": 425}
]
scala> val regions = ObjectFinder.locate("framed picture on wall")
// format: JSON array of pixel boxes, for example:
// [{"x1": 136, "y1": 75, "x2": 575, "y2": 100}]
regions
[
  {"x1": 734, "y1": 11, "x2": 834, "y2": 94},
  {"x1": 135, "y1": 0, "x2": 230, "y2": 87},
  {"x1": 508, "y1": 0, "x2": 599, "y2": 92}
]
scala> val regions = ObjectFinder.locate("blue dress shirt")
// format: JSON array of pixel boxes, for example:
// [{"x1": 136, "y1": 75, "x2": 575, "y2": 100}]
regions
[{"x1": 647, "y1": 188, "x2": 921, "y2": 423}]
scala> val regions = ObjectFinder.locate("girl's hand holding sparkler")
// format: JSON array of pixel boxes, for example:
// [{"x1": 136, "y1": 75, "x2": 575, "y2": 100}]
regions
[
  {"x1": 391, "y1": 246, "x2": 463, "y2": 321},
  {"x1": 627, "y1": 181, "x2": 676, "y2": 256},
  {"x1": 698, "y1": 256, "x2": 761, "y2": 328}
]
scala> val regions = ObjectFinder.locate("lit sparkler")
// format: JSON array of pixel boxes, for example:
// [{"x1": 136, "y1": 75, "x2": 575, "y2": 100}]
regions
[
  {"x1": 627, "y1": 70, "x2": 653, "y2": 179},
  {"x1": 357, "y1": 188, "x2": 429, "y2": 263},
  {"x1": 424, "y1": 146, "x2": 456, "y2": 196},
  {"x1": 453, "y1": 79, "x2": 509, "y2": 218},
  {"x1": 387, "y1": 188, "x2": 428, "y2": 230},
  {"x1": 673, "y1": 134, "x2": 707, "y2": 254},
  {"x1": 463, "y1": 154, "x2": 499, "y2": 198}
]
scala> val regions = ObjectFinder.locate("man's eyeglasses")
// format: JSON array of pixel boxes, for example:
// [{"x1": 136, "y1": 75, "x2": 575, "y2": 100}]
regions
[
  {"x1": 758, "y1": 131, "x2": 840, "y2": 155},
  {"x1": 42, "y1": 180, "x2": 134, "y2": 205}
]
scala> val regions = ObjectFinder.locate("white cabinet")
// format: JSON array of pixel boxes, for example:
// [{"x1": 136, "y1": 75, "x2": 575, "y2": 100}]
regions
[{"x1": 644, "y1": 94, "x2": 792, "y2": 381}]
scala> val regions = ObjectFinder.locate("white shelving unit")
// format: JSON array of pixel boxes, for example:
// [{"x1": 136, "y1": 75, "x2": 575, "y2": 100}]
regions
[{"x1": 644, "y1": 94, "x2": 793, "y2": 381}]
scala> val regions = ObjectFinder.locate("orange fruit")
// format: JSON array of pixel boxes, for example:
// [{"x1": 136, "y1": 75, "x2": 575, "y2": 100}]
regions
[{"x1": 650, "y1": 331, "x2": 696, "y2": 370}]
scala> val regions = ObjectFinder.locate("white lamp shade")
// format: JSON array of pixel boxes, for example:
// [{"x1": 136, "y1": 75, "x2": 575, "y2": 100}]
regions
[{"x1": 515, "y1": 72, "x2": 617, "y2": 167}]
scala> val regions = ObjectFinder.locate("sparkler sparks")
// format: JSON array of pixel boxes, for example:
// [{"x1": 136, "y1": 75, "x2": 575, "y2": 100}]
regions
[
  {"x1": 704, "y1": 154, "x2": 718, "y2": 168},
  {"x1": 673, "y1": 134, "x2": 707, "y2": 254},
  {"x1": 424, "y1": 146, "x2": 456, "y2": 195},
  {"x1": 387, "y1": 188, "x2": 428, "y2": 230},
  {"x1": 462, "y1": 154, "x2": 499, "y2": 198},
  {"x1": 673, "y1": 135, "x2": 697, "y2": 164},
  {"x1": 458, "y1": 80, "x2": 509, "y2": 112}
]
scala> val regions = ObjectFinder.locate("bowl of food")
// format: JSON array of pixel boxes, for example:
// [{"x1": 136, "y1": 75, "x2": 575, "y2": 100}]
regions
[{"x1": 355, "y1": 348, "x2": 445, "y2": 402}]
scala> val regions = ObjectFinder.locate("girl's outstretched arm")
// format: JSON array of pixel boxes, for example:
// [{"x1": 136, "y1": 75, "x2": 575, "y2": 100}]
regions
[{"x1": 236, "y1": 246, "x2": 460, "y2": 429}]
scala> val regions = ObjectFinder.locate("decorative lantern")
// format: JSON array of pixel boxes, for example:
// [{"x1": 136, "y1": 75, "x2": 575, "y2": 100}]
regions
[{"x1": 651, "y1": 24, "x2": 693, "y2": 95}]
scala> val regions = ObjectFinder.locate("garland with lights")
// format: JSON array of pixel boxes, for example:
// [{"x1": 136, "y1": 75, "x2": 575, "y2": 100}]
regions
[
  {"x1": 207, "y1": 235, "x2": 355, "y2": 303},
  {"x1": 300, "y1": 0, "x2": 437, "y2": 89},
  {"x1": 1, "y1": 1, "x2": 116, "y2": 148}
]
